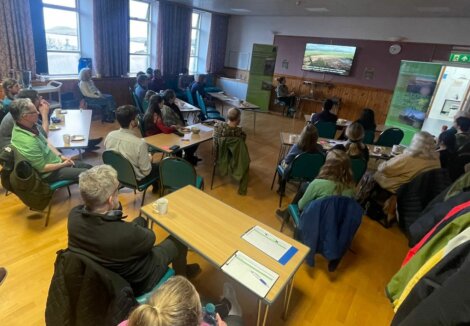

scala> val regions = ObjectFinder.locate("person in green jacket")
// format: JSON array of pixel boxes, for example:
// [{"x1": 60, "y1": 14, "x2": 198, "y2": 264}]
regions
[
  {"x1": 10, "y1": 98, "x2": 91, "y2": 183},
  {"x1": 276, "y1": 149, "x2": 356, "y2": 219}
]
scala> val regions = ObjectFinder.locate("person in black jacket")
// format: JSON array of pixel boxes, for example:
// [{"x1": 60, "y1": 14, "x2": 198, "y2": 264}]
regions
[
  {"x1": 310, "y1": 99, "x2": 337, "y2": 124},
  {"x1": 67, "y1": 165, "x2": 200, "y2": 296}
]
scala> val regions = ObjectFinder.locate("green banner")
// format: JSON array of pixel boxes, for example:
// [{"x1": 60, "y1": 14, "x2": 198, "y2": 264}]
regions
[
  {"x1": 246, "y1": 44, "x2": 277, "y2": 111},
  {"x1": 449, "y1": 52, "x2": 470, "y2": 63},
  {"x1": 385, "y1": 61, "x2": 442, "y2": 145}
]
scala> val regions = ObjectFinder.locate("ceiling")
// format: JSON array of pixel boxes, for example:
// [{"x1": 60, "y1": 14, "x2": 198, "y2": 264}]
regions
[{"x1": 166, "y1": 0, "x2": 470, "y2": 17}]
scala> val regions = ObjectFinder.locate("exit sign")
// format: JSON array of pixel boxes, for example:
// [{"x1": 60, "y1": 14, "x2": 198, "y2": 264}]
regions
[{"x1": 449, "y1": 52, "x2": 470, "y2": 63}]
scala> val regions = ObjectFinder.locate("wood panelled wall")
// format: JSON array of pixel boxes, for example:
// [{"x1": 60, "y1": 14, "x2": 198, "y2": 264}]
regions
[{"x1": 272, "y1": 74, "x2": 393, "y2": 124}]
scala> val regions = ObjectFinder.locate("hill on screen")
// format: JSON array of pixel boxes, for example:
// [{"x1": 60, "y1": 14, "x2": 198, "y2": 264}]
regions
[{"x1": 303, "y1": 44, "x2": 355, "y2": 72}]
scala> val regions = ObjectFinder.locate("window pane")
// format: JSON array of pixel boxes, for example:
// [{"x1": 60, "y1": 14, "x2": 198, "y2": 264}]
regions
[
  {"x1": 44, "y1": 8, "x2": 79, "y2": 51},
  {"x1": 43, "y1": 0, "x2": 76, "y2": 8},
  {"x1": 189, "y1": 57, "x2": 197, "y2": 74},
  {"x1": 130, "y1": 55, "x2": 149, "y2": 73},
  {"x1": 130, "y1": 20, "x2": 149, "y2": 54},
  {"x1": 47, "y1": 52, "x2": 80, "y2": 75},
  {"x1": 191, "y1": 12, "x2": 200, "y2": 28},
  {"x1": 130, "y1": 0, "x2": 149, "y2": 20}
]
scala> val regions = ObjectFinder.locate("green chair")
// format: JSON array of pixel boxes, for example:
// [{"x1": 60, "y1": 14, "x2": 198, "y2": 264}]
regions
[
  {"x1": 196, "y1": 91, "x2": 225, "y2": 121},
  {"x1": 142, "y1": 99, "x2": 149, "y2": 113},
  {"x1": 281, "y1": 203, "x2": 301, "y2": 233},
  {"x1": 185, "y1": 87, "x2": 195, "y2": 106},
  {"x1": 271, "y1": 152, "x2": 325, "y2": 207},
  {"x1": 159, "y1": 157, "x2": 204, "y2": 196},
  {"x1": 45, "y1": 179, "x2": 76, "y2": 227},
  {"x1": 375, "y1": 128, "x2": 404, "y2": 147},
  {"x1": 315, "y1": 122, "x2": 337, "y2": 139},
  {"x1": 102, "y1": 150, "x2": 158, "y2": 209},
  {"x1": 363, "y1": 130, "x2": 375, "y2": 144},
  {"x1": 350, "y1": 158, "x2": 367, "y2": 184},
  {"x1": 130, "y1": 87, "x2": 144, "y2": 114},
  {"x1": 136, "y1": 114, "x2": 146, "y2": 138},
  {"x1": 135, "y1": 268, "x2": 175, "y2": 304}
]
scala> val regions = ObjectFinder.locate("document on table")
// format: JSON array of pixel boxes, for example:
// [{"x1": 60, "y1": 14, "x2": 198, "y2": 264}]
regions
[
  {"x1": 242, "y1": 225, "x2": 298, "y2": 265},
  {"x1": 222, "y1": 251, "x2": 279, "y2": 298}
]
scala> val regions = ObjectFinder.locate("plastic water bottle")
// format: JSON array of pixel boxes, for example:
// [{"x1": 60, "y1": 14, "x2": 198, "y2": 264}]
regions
[{"x1": 203, "y1": 303, "x2": 217, "y2": 326}]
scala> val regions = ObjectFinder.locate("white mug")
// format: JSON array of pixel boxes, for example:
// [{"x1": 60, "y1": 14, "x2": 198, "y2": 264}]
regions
[
  {"x1": 289, "y1": 134, "x2": 297, "y2": 144},
  {"x1": 152, "y1": 198, "x2": 168, "y2": 215}
]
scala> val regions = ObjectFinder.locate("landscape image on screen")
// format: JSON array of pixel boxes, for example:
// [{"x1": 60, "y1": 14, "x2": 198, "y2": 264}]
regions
[{"x1": 302, "y1": 43, "x2": 357, "y2": 76}]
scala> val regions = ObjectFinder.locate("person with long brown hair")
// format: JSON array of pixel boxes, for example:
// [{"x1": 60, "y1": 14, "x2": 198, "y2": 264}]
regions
[
  {"x1": 143, "y1": 94, "x2": 176, "y2": 136},
  {"x1": 281, "y1": 123, "x2": 324, "y2": 167}
]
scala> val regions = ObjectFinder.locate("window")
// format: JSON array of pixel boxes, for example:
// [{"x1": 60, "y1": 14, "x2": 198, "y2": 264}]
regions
[
  {"x1": 189, "y1": 12, "x2": 201, "y2": 74},
  {"x1": 129, "y1": 0, "x2": 151, "y2": 74},
  {"x1": 42, "y1": 0, "x2": 81, "y2": 75}
]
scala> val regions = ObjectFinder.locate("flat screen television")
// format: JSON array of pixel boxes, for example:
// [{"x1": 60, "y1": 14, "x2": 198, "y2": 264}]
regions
[{"x1": 302, "y1": 43, "x2": 357, "y2": 76}]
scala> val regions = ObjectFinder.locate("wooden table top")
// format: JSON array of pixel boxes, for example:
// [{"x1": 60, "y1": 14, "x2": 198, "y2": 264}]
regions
[
  {"x1": 209, "y1": 92, "x2": 260, "y2": 110},
  {"x1": 144, "y1": 123, "x2": 213, "y2": 154},
  {"x1": 175, "y1": 98, "x2": 200, "y2": 113},
  {"x1": 141, "y1": 186, "x2": 310, "y2": 304},
  {"x1": 48, "y1": 109, "x2": 92, "y2": 149},
  {"x1": 303, "y1": 114, "x2": 350, "y2": 127}
]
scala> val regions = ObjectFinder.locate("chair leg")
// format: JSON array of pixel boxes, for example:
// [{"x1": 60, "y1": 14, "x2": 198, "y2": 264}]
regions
[
  {"x1": 271, "y1": 170, "x2": 278, "y2": 190},
  {"x1": 141, "y1": 189, "x2": 147, "y2": 207},
  {"x1": 210, "y1": 164, "x2": 216, "y2": 190},
  {"x1": 279, "y1": 192, "x2": 283, "y2": 208},
  {"x1": 45, "y1": 202, "x2": 52, "y2": 227},
  {"x1": 67, "y1": 186, "x2": 71, "y2": 197}
]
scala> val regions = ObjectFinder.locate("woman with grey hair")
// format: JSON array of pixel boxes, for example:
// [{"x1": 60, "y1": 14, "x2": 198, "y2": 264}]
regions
[
  {"x1": 374, "y1": 131, "x2": 441, "y2": 193},
  {"x1": 78, "y1": 68, "x2": 116, "y2": 123}
]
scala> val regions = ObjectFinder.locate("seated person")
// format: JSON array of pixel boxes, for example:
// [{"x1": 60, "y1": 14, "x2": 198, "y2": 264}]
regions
[
  {"x1": 10, "y1": 99, "x2": 91, "y2": 183},
  {"x1": 373, "y1": 131, "x2": 441, "y2": 194},
  {"x1": 162, "y1": 89, "x2": 185, "y2": 128},
  {"x1": 281, "y1": 124, "x2": 324, "y2": 168},
  {"x1": 145, "y1": 67, "x2": 153, "y2": 80},
  {"x1": 356, "y1": 108, "x2": 377, "y2": 131},
  {"x1": 454, "y1": 116, "x2": 470, "y2": 151},
  {"x1": 135, "y1": 74, "x2": 149, "y2": 104},
  {"x1": 78, "y1": 68, "x2": 115, "y2": 123},
  {"x1": 437, "y1": 129, "x2": 457, "y2": 169},
  {"x1": 214, "y1": 108, "x2": 246, "y2": 141},
  {"x1": 2, "y1": 78, "x2": 20, "y2": 110},
  {"x1": 276, "y1": 149, "x2": 355, "y2": 219},
  {"x1": 143, "y1": 95, "x2": 176, "y2": 136},
  {"x1": 148, "y1": 69, "x2": 166, "y2": 93},
  {"x1": 275, "y1": 76, "x2": 296, "y2": 109},
  {"x1": 343, "y1": 122, "x2": 369, "y2": 162},
  {"x1": 191, "y1": 74, "x2": 216, "y2": 108},
  {"x1": 67, "y1": 165, "x2": 200, "y2": 297},
  {"x1": 121, "y1": 277, "x2": 243, "y2": 326},
  {"x1": 310, "y1": 99, "x2": 337, "y2": 124},
  {"x1": 104, "y1": 105, "x2": 160, "y2": 192},
  {"x1": 178, "y1": 67, "x2": 194, "y2": 92}
]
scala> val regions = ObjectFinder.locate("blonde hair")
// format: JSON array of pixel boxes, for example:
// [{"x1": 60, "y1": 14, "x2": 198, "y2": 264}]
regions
[
  {"x1": 405, "y1": 131, "x2": 438, "y2": 160},
  {"x1": 227, "y1": 108, "x2": 241, "y2": 122},
  {"x1": 2, "y1": 78, "x2": 18, "y2": 98},
  {"x1": 78, "y1": 68, "x2": 92, "y2": 81},
  {"x1": 345, "y1": 122, "x2": 366, "y2": 157},
  {"x1": 317, "y1": 149, "x2": 355, "y2": 193},
  {"x1": 128, "y1": 276, "x2": 202, "y2": 326}
]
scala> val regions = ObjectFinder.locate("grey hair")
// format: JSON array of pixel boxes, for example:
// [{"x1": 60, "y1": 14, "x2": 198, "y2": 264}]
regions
[
  {"x1": 405, "y1": 131, "x2": 438, "y2": 160},
  {"x1": 79, "y1": 165, "x2": 119, "y2": 210},
  {"x1": 78, "y1": 68, "x2": 91, "y2": 81},
  {"x1": 10, "y1": 98, "x2": 33, "y2": 121}
]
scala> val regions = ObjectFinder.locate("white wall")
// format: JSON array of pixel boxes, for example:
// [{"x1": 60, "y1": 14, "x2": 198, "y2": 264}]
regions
[{"x1": 225, "y1": 16, "x2": 470, "y2": 69}]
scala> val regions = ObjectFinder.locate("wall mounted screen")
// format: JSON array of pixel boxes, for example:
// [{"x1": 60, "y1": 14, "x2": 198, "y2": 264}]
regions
[{"x1": 302, "y1": 43, "x2": 357, "y2": 76}]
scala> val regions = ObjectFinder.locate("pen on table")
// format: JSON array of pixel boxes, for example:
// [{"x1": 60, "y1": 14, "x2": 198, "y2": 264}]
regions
[{"x1": 251, "y1": 270, "x2": 268, "y2": 286}]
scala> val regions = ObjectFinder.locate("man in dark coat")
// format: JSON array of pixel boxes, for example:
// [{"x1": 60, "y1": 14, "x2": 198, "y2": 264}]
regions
[{"x1": 67, "y1": 165, "x2": 200, "y2": 296}]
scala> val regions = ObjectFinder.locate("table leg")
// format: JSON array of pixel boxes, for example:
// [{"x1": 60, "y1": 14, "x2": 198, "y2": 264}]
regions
[
  {"x1": 78, "y1": 149, "x2": 83, "y2": 161},
  {"x1": 257, "y1": 299, "x2": 270, "y2": 326},
  {"x1": 253, "y1": 110, "x2": 257, "y2": 134},
  {"x1": 282, "y1": 276, "x2": 295, "y2": 320}
]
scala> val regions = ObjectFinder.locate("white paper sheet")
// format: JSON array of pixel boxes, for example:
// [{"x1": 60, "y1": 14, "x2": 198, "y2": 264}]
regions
[
  {"x1": 242, "y1": 225, "x2": 292, "y2": 261},
  {"x1": 221, "y1": 251, "x2": 279, "y2": 298}
]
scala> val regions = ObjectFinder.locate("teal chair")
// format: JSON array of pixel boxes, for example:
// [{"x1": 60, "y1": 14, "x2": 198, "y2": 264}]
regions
[
  {"x1": 142, "y1": 99, "x2": 149, "y2": 113},
  {"x1": 350, "y1": 158, "x2": 367, "y2": 184},
  {"x1": 315, "y1": 122, "x2": 337, "y2": 139},
  {"x1": 135, "y1": 268, "x2": 175, "y2": 304},
  {"x1": 185, "y1": 87, "x2": 195, "y2": 106},
  {"x1": 196, "y1": 91, "x2": 225, "y2": 121},
  {"x1": 102, "y1": 150, "x2": 158, "y2": 209},
  {"x1": 363, "y1": 130, "x2": 375, "y2": 144},
  {"x1": 375, "y1": 128, "x2": 404, "y2": 147},
  {"x1": 271, "y1": 152, "x2": 325, "y2": 207},
  {"x1": 281, "y1": 203, "x2": 301, "y2": 233},
  {"x1": 130, "y1": 87, "x2": 144, "y2": 114},
  {"x1": 159, "y1": 157, "x2": 204, "y2": 196},
  {"x1": 45, "y1": 179, "x2": 76, "y2": 227}
]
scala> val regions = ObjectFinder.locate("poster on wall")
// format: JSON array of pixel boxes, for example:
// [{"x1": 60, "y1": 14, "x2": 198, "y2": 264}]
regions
[
  {"x1": 422, "y1": 65, "x2": 470, "y2": 136},
  {"x1": 385, "y1": 61, "x2": 443, "y2": 145},
  {"x1": 246, "y1": 44, "x2": 278, "y2": 111}
]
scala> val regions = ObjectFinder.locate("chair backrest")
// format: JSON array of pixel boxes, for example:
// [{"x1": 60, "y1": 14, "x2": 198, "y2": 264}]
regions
[
  {"x1": 375, "y1": 128, "x2": 404, "y2": 147},
  {"x1": 159, "y1": 157, "x2": 197, "y2": 193},
  {"x1": 289, "y1": 153, "x2": 325, "y2": 182},
  {"x1": 196, "y1": 91, "x2": 208, "y2": 116},
  {"x1": 363, "y1": 129, "x2": 375, "y2": 145},
  {"x1": 102, "y1": 150, "x2": 138, "y2": 188},
  {"x1": 350, "y1": 158, "x2": 367, "y2": 183},
  {"x1": 142, "y1": 99, "x2": 149, "y2": 113},
  {"x1": 137, "y1": 114, "x2": 146, "y2": 137},
  {"x1": 185, "y1": 87, "x2": 194, "y2": 105},
  {"x1": 130, "y1": 88, "x2": 144, "y2": 114},
  {"x1": 315, "y1": 122, "x2": 337, "y2": 139}
]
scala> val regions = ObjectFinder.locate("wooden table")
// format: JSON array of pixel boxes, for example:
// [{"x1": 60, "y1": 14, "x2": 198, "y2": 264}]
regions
[
  {"x1": 144, "y1": 123, "x2": 213, "y2": 154},
  {"x1": 141, "y1": 186, "x2": 310, "y2": 326},
  {"x1": 209, "y1": 92, "x2": 260, "y2": 132},
  {"x1": 304, "y1": 115, "x2": 386, "y2": 134},
  {"x1": 175, "y1": 98, "x2": 200, "y2": 124},
  {"x1": 48, "y1": 109, "x2": 92, "y2": 159}
]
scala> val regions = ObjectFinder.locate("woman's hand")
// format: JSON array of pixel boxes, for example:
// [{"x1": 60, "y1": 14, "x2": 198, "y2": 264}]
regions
[{"x1": 215, "y1": 313, "x2": 228, "y2": 326}]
